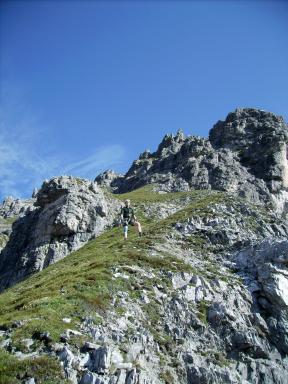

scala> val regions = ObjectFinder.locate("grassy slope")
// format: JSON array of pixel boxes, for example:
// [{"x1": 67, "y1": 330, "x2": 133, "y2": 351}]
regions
[
  {"x1": 0, "y1": 217, "x2": 18, "y2": 225},
  {"x1": 0, "y1": 185, "x2": 262, "y2": 383}
]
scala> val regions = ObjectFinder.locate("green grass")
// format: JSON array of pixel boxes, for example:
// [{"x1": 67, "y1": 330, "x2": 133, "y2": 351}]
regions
[
  {"x1": 0, "y1": 216, "x2": 18, "y2": 225},
  {"x1": 0, "y1": 349, "x2": 68, "y2": 384},
  {"x1": 159, "y1": 369, "x2": 175, "y2": 384},
  {"x1": 112, "y1": 183, "x2": 194, "y2": 204},
  {"x1": 197, "y1": 300, "x2": 210, "y2": 325},
  {"x1": 200, "y1": 349, "x2": 231, "y2": 367}
]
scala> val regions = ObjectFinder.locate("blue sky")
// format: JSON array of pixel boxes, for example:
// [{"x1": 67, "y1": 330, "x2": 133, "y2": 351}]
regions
[{"x1": 0, "y1": 0, "x2": 288, "y2": 201}]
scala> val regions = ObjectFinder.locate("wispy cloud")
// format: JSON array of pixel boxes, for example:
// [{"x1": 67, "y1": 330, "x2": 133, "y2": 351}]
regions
[
  {"x1": 0, "y1": 128, "x2": 60, "y2": 200},
  {"x1": 0, "y1": 81, "x2": 126, "y2": 201},
  {"x1": 0, "y1": 130, "x2": 126, "y2": 201},
  {"x1": 0, "y1": 125, "x2": 126, "y2": 201},
  {"x1": 63, "y1": 145, "x2": 126, "y2": 178}
]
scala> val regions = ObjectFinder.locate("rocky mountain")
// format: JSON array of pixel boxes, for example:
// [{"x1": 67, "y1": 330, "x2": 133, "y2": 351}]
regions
[
  {"x1": 96, "y1": 108, "x2": 288, "y2": 213},
  {"x1": 0, "y1": 196, "x2": 35, "y2": 219},
  {"x1": 0, "y1": 108, "x2": 288, "y2": 384}
]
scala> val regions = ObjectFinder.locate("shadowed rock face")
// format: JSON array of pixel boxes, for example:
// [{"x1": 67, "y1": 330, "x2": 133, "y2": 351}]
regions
[
  {"x1": 0, "y1": 194, "x2": 37, "y2": 253},
  {"x1": 209, "y1": 108, "x2": 288, "y2": 192},
  {"x1": 0, "y1": 176, "x2": 119, "y2": 292},
  {"x1": 96, "y1": 108, "x2": 288, "y2": 208},
  {"x1": 94, "y1": 169, "x2": 124, "y2": 192}
]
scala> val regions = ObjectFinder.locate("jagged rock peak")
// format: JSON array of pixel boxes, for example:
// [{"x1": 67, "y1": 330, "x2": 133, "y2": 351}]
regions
[
  {"x1": 94, "y1": 170, "x2": 124, "y2": 190},
  {"x1": 32, "y1": 187, "x2": 38, "y2": 198},
  {"x1": 139, "y1": 149, "x2": 152, "y2": 160},
  {"x1": 209, "y1": 107, "x2": 288, "y2": 149},
  {"x1": 210, "y1": 108, "x2": 288, "y2": 192},
  {"x1": 155, "y1": 128, "x2": 188, "y2": 156},
  {"x1": 96, "y1": 108, "x2": 288, "y2": 205}
]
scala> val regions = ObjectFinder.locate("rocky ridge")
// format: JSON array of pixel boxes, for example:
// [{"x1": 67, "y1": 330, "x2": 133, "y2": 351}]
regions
[
  {"x1": 0, "y1": 196, "x2": 36, "y2": 219},
  {"x1": 96, "y1": 108, "x2": 288, "y2": 213}
]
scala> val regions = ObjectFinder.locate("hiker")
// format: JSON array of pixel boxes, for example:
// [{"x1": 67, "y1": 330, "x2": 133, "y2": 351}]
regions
[{"x1": 120, "y1": 199, "x2": 142, "y2": 239}]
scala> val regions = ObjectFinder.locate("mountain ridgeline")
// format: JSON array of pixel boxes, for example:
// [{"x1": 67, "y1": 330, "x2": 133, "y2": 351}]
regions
[
  {"x1": 0, "y1": 108, "x2": 288, "y2": 384},
  {"x1": 96, "y1": 108, "x2": 288, "y2": 208}
]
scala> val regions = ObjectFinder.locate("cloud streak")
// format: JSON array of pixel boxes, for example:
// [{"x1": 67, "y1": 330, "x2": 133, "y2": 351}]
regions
[
  {"x1": 63, "y1": 145, "x2": 126, "y2": 178},
  {"x1": 0, "y1": 131, "x2": 126, "y2": 201},
  {"x1": 0, "y1": 80, "x2": 126, "y2": 201},
  {"x1": 0, "y1": 129, "x2": 60, "y2": 200}
]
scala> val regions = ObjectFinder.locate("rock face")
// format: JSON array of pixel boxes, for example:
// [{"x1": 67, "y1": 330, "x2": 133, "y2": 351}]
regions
[
  {"x1": 0, "y1": 197, "x2": 36, "y2": 252},
  {"x1": 97, "y1": 109, "x2": 288, "y2": 211},
  {"x1": 0, "y1": 196, "x2": 35, "y2": 218},
  {"x1": 234, "y1": 240, "x2": 288, "y2": 355},
  {"x1": 0, "y1": 176, "x2": 119, "y2": 292},
  {"x1": 209, "y1": 108, "x2": 288, "y2": 192},
  {"x1": 95, "y1": 169, "x2": 124, "y2": 191}
]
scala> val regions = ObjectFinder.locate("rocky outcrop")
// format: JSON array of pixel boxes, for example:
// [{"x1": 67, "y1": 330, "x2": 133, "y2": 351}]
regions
[
  {"x1": 95, "y1": 169, "x2": 124, "y2": 191},
  {"x1": 97, "y1": 109, "x2": 288, "y2": 212},
  {"x1": 0, "y1": 196, "x2": 35, "y2": 218},
  {"x1": 234, "y1": 240, "x2": 288, "y2": 355},
  {"x1": 209, "y1": 108, "x2": 288, "y2": 192},
  {"x1": 0, "y1": 176, "x2": 119, "y2": 292}
]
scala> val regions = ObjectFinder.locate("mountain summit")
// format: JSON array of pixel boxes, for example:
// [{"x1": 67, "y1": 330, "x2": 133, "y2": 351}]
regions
[{"x1": 97, "y1": 108, "x2": 288, "y2": 210}]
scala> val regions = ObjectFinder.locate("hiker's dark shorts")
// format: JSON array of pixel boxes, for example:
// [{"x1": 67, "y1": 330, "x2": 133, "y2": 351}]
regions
[{"x1": 123, "y1": 218, "x2": 135, "y2": 226}]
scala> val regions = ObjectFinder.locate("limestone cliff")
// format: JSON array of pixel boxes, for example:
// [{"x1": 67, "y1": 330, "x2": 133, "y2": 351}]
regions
[{"x1": 0, "y1": 176, "x2": 119, "y2": 291}]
